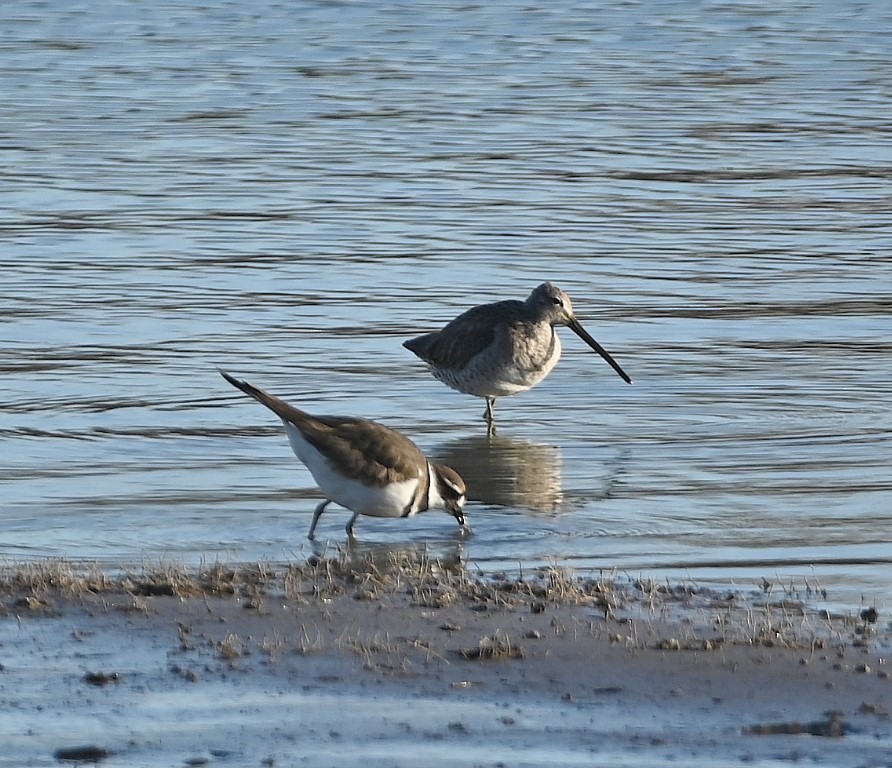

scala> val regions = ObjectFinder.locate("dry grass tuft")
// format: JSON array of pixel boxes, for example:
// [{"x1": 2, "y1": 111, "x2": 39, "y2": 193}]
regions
[
  {"x1": 455, "y1": 630, "x2": 525, "y2": 661},
  {"x1": 0, "y1": 559, "x2": 111, "y2": 600},
  {"x1": 0, "y1": 557, "x2": 879, "y2": 657},
  {"x1": 217, "y1": 632, "x2": 246, "y2": 661}
]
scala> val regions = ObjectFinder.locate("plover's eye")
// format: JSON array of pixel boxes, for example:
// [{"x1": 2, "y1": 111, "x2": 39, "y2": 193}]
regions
[{"x1": 552, "y1": 297, "x2": 563, "y2": 306}]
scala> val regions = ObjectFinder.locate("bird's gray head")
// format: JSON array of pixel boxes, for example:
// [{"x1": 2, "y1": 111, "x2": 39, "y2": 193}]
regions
[
  {"x1": 432, "y1": 463, "x2": 467, "y2": 527},
  {"x1": 526, "y1": 282, "x2": 576, "y2": 326},
  {"x1": 526, "y1": 282, "x2": 634, "y2": 385}
]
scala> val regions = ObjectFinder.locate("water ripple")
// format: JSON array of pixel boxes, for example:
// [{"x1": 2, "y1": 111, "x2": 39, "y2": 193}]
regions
[{"x1": 1, "y1": 0, "x2": 890, "y2": 609}]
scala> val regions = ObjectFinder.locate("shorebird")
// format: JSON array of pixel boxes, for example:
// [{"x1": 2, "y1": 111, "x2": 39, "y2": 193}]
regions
[
  {"x1": 220, "y1": 371, "x2": 467, "y2": 540},
  {"x1": 403, "y1": 282, "x2": 632, "y2": 430}
]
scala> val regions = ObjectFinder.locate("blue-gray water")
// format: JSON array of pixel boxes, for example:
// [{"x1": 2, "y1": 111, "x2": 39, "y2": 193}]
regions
[{"x1": 2, "y1": 0, "x2": 891, "y2": 612}]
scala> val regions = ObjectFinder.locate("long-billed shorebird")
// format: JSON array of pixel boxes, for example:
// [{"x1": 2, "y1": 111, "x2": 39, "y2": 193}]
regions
[
  {"x1": 220, "y1": 371, "x2": 467, "y2": 540},
  {"x1": 403, "y1": 282, "x2": 632, "y2": 430}
]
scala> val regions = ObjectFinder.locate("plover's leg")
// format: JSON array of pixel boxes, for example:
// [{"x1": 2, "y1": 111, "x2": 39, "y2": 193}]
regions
[{"x1": 308, "y1": 499, "x2": 331, "y2": 540}]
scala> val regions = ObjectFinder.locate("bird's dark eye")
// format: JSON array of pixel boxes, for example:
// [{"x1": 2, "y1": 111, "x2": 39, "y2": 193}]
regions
[{"x1": 552, "y1": 297, "x2": 563, "y2": 306}]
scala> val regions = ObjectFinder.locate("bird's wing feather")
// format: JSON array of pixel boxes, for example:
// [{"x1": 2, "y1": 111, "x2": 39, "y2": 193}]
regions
[
  {"x1": 305, "y1": 415, "x2": 427, "y2": 486},
  {"x1": 220, "y1": 370, "x2": 426, "y2": 487},
  {"x1": 403, "y1": 299, "x2": 524, "y2": 370}
]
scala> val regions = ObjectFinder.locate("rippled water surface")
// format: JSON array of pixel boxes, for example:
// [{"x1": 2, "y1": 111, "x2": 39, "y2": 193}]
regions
[{"x1": 2, "y1": 0, "x2": 891, "y2": 610}]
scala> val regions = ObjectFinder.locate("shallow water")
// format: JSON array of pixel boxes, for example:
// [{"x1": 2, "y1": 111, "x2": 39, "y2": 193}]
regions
[{"x1": 2, "y1": 0, "x2": 891, "y2": 614}]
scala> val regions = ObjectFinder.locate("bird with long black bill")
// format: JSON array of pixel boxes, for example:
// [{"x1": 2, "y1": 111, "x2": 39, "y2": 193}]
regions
[{"x1": 403, "y1": 282, "x2": 632, "y2": 431}]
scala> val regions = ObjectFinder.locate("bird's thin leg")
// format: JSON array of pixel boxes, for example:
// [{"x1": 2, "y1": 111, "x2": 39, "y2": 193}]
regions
[
  {"x1": 345, "y1": 511, "x2": 359, "y2": 539},
  {"x1": 308, "y1": 500, "x2": 331, "y2": 540},
  {"x1": 484, "y1": 397, "x2": 497, "y2": 436}
]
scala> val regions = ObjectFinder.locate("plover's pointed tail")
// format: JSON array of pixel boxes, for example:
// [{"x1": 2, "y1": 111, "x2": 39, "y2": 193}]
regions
[{"x1": 219, "y1": 369, "x2": 312, "y2": 425}]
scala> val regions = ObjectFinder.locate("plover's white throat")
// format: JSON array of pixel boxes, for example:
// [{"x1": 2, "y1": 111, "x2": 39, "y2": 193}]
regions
[
  {"x1": 220, "y1": 371, "x2": 467, "y2": 540},
  {"x1": 403, "y1": 282, "x2": 632, "y2": 431}
]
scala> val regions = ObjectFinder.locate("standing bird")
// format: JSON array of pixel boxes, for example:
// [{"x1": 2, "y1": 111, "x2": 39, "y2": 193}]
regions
[
  {"x1": 403, "y1": 282, "x2": 632, "y2": 430},
  {"x1": 220, "y1": 371, "x2": 467, "y2": 540}
]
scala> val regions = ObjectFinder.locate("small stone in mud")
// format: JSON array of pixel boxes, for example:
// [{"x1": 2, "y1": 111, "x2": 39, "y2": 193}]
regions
[
  {"x1": 860, "y1": 607, "x2": 879, "y2": 624},
  {"x1": 15, "y1": 596, "x2": 50, "y2": 611},
  {"x1": 134, "y1": 581, "x2": 175, "y2": 596},
  {"x1": 742, "y1": 712, "x2": 848, "y2": 738},
  {"x1": 54, "y1": 745, "x2": 111, "y2": 762},
  {"x1": 858, "y1": 701, "x2": 889, "y2": 717},
  {"x1": 170, "y1": 665, "x2": 199, "y2": 682},
  {"x1": 84, "y1": 671, "x2": 120, "y2": 686}
]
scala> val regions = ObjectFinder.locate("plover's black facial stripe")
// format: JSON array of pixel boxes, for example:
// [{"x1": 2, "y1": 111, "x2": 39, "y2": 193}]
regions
[{"x1": 443, "y1": 477, "x2": 464, "y2": 497}]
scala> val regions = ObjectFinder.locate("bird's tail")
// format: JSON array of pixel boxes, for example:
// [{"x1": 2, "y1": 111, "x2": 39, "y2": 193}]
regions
[{"x1": 219, "y1": 369, "x2": 310, "y2": 424}]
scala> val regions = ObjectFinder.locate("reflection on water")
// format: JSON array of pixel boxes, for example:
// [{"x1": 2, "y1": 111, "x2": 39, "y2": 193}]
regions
[{"x1": 433, "y1": 435, "x2": 563, "y2": 513}]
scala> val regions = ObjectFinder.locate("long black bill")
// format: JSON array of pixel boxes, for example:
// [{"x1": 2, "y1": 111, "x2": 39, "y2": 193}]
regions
[{"x1": 568, "y1": 318, "x2": 633, "y2": 384}]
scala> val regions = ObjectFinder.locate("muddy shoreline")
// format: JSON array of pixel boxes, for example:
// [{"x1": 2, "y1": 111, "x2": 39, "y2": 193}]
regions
[{"x1": 1, "y1": 556, "x2": 889, "y2": 766}]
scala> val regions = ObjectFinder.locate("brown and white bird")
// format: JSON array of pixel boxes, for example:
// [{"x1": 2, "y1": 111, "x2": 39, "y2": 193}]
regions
[
  {"x1": 404, "y1": 282, "x2": 632, "y2": 430},
  {"x1": 220, "y1": 371, "x2": 467, "y2": 540}
]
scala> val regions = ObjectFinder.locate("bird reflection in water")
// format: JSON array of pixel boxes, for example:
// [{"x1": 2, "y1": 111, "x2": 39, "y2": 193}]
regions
[{"x1": 433, "y1": 435, "x2": 563, "y2": 513}]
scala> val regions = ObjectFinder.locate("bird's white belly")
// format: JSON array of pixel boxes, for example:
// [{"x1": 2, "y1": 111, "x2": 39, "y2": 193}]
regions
[{"x1": 284, "y1": 423, "x2": 422, "y2": 518}]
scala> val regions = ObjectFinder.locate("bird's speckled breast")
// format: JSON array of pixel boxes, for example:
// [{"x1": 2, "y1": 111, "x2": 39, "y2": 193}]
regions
[{"x1": 433, "y1": 325, "x2": 562, "y2": 398}]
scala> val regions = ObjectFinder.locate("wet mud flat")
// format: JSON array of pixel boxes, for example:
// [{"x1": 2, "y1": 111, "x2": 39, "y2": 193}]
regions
[{"x1": 1, "y1": 556, "x2": 890, "y2": 767}]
